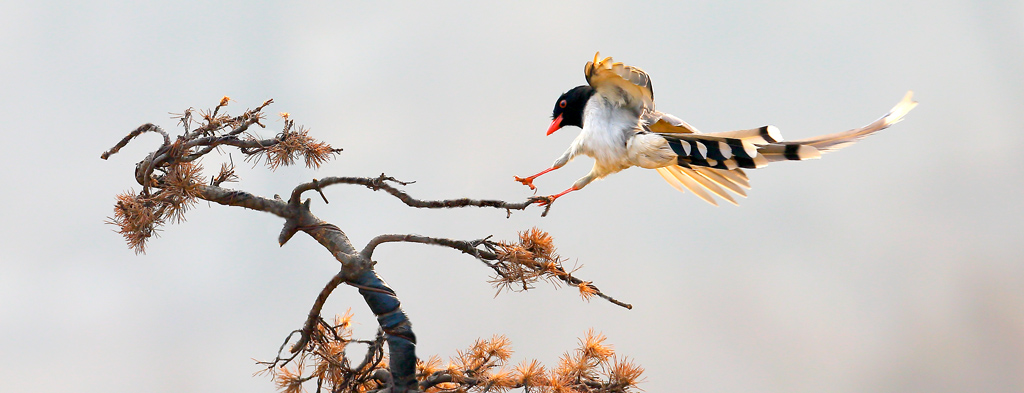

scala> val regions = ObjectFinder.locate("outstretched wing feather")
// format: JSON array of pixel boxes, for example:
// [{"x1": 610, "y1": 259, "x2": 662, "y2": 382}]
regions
[{"x1": 585, "y1": 52, "x2": 655, "y2": 112}]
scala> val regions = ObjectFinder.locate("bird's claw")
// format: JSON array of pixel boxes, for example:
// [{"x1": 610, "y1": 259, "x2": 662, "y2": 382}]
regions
[
  {"x1": 529, "y1": 195, "x2": 555, "y2": 206},
  {"x1": 514, "y1": 175, "x2": 537, "y2": 191}
]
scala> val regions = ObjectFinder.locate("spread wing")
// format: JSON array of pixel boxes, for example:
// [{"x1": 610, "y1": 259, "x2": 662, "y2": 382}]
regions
[
  {"x1": 585, "y1": 52, "x2": 655, "y2": 114},
  {"x1": 656, "y1": 166, "x2": 750, "y2": 206},
  {"x1": 643, "y1": 111, "x2": 700, "y2": 134}
]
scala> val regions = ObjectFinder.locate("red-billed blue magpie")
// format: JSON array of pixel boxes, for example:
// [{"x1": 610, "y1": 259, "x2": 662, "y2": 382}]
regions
[{"x1": 515, "y1": 53, "x2": 917, "y2": 206}]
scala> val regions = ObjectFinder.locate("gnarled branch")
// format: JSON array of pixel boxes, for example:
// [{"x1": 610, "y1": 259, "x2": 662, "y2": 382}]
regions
[{"x1": 105, "y1": 99, "x2": 628, "y2": 392}]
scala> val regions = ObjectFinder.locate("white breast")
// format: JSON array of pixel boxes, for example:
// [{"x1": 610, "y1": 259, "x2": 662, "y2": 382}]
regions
[{"x1": 572, "y1": 96, "x2": 640, "y2": 173}]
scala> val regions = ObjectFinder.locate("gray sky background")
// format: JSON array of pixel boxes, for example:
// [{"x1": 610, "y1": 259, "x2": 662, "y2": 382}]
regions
[{"x1": 2, "y1": 1, "x2": 1022, "y2": 392}]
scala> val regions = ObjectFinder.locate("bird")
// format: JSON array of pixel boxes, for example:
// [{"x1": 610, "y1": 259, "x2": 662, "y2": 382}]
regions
[{"x1": 514, "y1": 52, "x2": 917, "y2": 206}]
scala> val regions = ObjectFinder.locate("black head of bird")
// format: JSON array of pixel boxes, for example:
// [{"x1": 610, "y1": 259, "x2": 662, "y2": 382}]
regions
[{"x1": 547, "y1": 85, "x2": 595, "y2": 135}]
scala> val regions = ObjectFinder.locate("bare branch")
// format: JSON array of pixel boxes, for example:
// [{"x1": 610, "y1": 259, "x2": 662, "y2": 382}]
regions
[
  {"x1": 360, "y1": 233, "x2": 496, "y2": 261},
  {"x1": 195, "y1": 184, "x2": 292, "y2": 218},
  {"x1": 290, "y1": 271, "x2": 349, "y2": 354},
  {"x1": 290, "y1": 173, "x2": 536, "y2": 212},
  {"x1": 100, "y1": 123, "x2": 170, "y2": 160},
  {"x1": 352, "y1": 330, "x2": 387, "y2": 377},
  {"x1": 359, "y1": 231, "x2": 632, "y2": 310},
  {"x1": 254, "y1": 329, "x2": 304, "y2": 371}
]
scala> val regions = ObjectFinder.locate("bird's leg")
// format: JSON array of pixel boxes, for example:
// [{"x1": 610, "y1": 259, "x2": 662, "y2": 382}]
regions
[
  {"x1": 515, "y1": 148, "x2": 574, "y2": 191},
  {"x1": 534, "y1": 185, "x2": 578, "y2": 206},
  {"x1": 514, "y1": 167, "x2": 556, "y2": 191},
  {"x1": 533, "y1": 171, "x2": 595, "y2": 206}
]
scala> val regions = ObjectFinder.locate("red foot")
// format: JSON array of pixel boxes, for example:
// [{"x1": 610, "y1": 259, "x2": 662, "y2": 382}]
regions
[{"x1": 514, "y1": 175, "x2": 537, "y2": 191}]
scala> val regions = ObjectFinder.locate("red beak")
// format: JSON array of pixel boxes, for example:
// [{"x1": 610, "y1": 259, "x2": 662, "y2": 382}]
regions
[{"x1": 546, "y1": 114, "x2": 563, "y2": 135}]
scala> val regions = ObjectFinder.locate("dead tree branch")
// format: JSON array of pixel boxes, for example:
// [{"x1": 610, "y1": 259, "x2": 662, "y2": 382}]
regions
[
  {"x1": 104, "y1": 98, "x2": 632, "y2": 392},
  {"x1": 290, "y1": 174, "x2": 535, "y2": 211}
]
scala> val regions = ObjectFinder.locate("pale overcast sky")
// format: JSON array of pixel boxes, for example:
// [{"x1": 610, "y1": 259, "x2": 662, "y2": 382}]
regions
[{"x1": 2, "y1": 1, "x2": 1022, "y2": 392}]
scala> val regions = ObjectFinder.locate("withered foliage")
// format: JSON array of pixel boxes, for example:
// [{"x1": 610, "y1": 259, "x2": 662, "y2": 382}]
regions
[
  {"x1": 489, "y1": 228, "x2": 596, "y2": 302},
  {"x1": 106, "y1": 160, "x2": 204, "y2": 253},
  {"x1": 246, "y1": 120, "x2": 338, "y2": 170},
  {"x1": 548, "y1": 330, "x2": 644, "y2": 392},
  {"x1": 259, "y1": 311, "x2": 390, "y2": 393},
  {"x1": 261, "y1": 315, "x2": 644, "y2": 393},
  {"x1": 103, "y1": 98, "x2": 341, "y2": 253},
  {"x1": 211, "y1": 161, "x2": 239, "y2": 186},
  {"x1": 107, "y1": 189, "x2": 163, "y2": 254}
]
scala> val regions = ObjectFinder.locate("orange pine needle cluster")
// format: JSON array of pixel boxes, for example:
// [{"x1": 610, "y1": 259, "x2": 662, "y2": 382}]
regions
[
  {"x1": 418, "y1": 329, "x2": 644, "y2": 392},
  {"x1": 513, "y1": 359, "x2": 546, "y2": 387},
  {"x1": 417, "y1": 355, "x2": 444, "y2": 378},
  {"x1": 428, "y1": 335, "x2": 516, "y2": 392},
  {"x1": 490, "y1": 228, "x2": 561, "y2": 291},
  {"x1": 161, "y1": 161, "x2": 203, "y2": 223},
  {"x1": 548, "y1": 329, "x2": 644, "y2": 391},
  {"x1": 490, "y1": 228, "x2": 598, "y2": 303},
  {"x1": 259, "y1": 313, "x2": 644, "y2": 393},
  {"x1": 274, "y1": 365, "x2": 307, "y2": 393},
  {"x1": 261, "y1": 311, "x2": 389, "y2": 393},
  {"x1": 247, "y1": 121, "x2": 338, "y2": 170},
  {"x1": 211, "y1": 161, "x2": 238, "y2": 186},
  {"x1": 107, "y1": 190, "x2": 162, "y2": 254},
  {"x1": 608, "y1": 357, "x2": 646, "y2": 389},
  {"x1": 108, "y1": 160, "x2": 205, "y2": 253},
  {"x1": 577, "y1": 281, "x2": 598, "y2": 301},
  {"x1": 580, "y1": 330, "x2": 615, "y2": 363}
]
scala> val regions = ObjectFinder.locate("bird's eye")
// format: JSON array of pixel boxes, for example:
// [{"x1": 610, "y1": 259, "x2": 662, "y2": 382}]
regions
[{"x1": 559, "y1": 100, "x2": 567, "y2": 108}]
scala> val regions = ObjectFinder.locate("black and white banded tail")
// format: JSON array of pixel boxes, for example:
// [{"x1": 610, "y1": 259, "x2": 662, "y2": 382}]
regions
[
  {"x1": 662, "y1": 128, "x2": 821, "y2": 171},
  {"x1": 656, "y1": 91, "x2": 917, "y2": 206}
]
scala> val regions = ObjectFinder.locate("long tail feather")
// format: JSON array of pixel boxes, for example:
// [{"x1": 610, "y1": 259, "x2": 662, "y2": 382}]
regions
[
  {"x1": 757, "y1": 144, "x2": 822, "y2": 163},
  {"x1": 653, "y1": 92, "x2": 914, "y2": 205},
  {"x1": 788, "y1": 91, "x2": 917, "y2": 152},
  {"x1": 705, "y1": 125, "x2": 784, "y2": 145}
]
